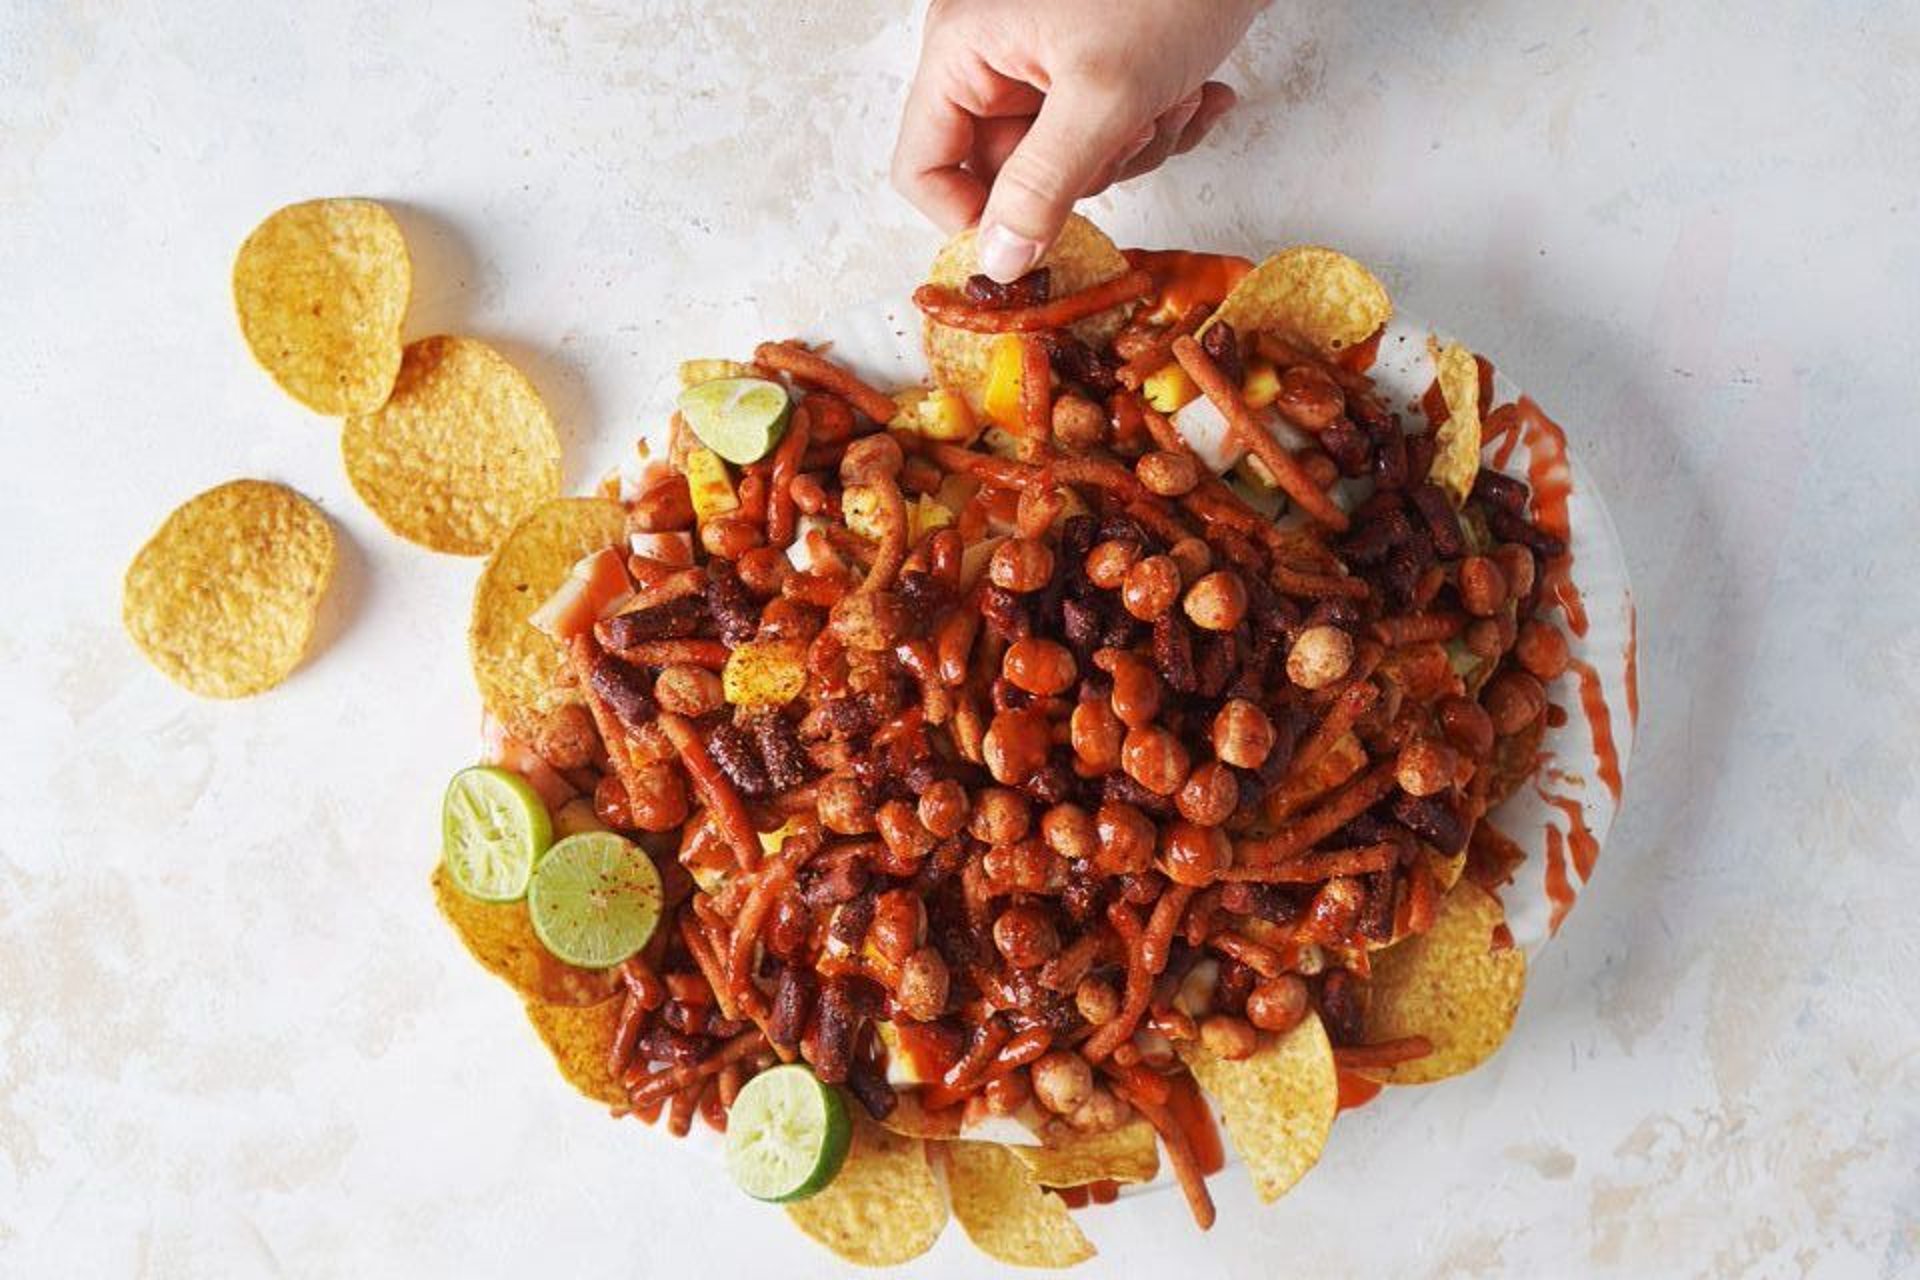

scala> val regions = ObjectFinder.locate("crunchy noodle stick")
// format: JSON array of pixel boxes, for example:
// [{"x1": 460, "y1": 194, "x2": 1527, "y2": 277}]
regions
[
  {"x1": 1117, "y1": 1087, "x2": 1217, "y2": 1230},
  {"x1": 1172, "y1": 335, "x2": 1348, "y2": 531},
  {"x1": 1373, "y1": 612, "x2": 1465, "y2": 646},
  {"x1": 1204, "y1": 930, "x2": 1285, "y2": 978},
  {"x1": 678, "y1": 912, "x2": 744, "y2": 1024},
  {"x1": 599, "y1": 638, "x2": 732, "y2": 670},
  {"x1": 566, "y1": 634, "x2": 655, "y2": 812},
  {"x1": 940, "y1": 1018, "x2": 1012, "y2": 1094},
  {"x1": 1116, "y1": 302, "x2": 1212, "y2": 390},
  {"x1": 752, "y1": 341, "x2": 898, "y2": 424},
  {"x1": 1081, "y1": 904, "x2": 1150, "y2": 1063},
  {"x1": 725, "y1": 836, "x2": 816, "y2": 993},
  {"x1": 1218, "y1": 841, "x2": 1400, "y2": 884},
  {"x1": 1285, "y1": 676, "x2": 1382, "y2": 785},
  {"x1": 923, "y1": 440, "x2": 1037, "y2": 489},
  {"x1": 1236, "y1": 761, "x2": 1400, "y2": 867},
  {"x1": 606, "y1": 987, "x2": 646, "y2": 1079},
  {"x1": 1333, "y1": 1037, "x2": 1434, "y2": 1070},
  {"x1": 1141, "y1": 884, "x2": 1196, "y2": 975},
  {"x1": 656, "y1": 711, "x2": 761, "y2": 872},
  {"x1": 912, "y1": 269, "x2": 1153, "y2": 333},
  {"x1": 629, "y1": 1027, "x2": 770, "y2": 1105},
  {"x1": 857, "y1": 471, "x2": 908, "y2": 594},
  {"x1": 766, "y1": 402, "x2": 811, "y2": 548},
  {"x1": 620, "y1": 954, "x2": 667, "y2": 1010},
  {"x1": 1018, "y1": 334, "x2": 1053, "y2": 459}
]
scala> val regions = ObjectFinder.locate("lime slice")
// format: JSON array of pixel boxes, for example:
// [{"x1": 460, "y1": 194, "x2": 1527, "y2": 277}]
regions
[
  {"x1": 442, "y1": 766, "x2": 553, "y2": 902},
  {"x1": 526, "y1": 831, "x2": 663, "y2": 968},
  {"x1": 725, "y1": 1064, "x2": 851, "y2": 1202},
  {"x1": 678, "y1": 377, "x2": 791, "y2": 464}
]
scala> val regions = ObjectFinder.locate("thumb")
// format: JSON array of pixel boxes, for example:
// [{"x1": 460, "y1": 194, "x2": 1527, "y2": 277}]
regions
[{"x1": 976, "y1": 84, "x2": 1149, "y2": 281}]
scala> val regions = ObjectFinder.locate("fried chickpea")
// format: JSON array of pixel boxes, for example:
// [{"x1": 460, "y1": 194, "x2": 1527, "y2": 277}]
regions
[
  {"x1": 1437, "y1": 696, "x2": 1496, "y2": 758},
  {"x1": 789, "y1": 472, "x2": 830, "y2": 516},
  {"x1": 1198, "y1": 1014, "x2": 1258, "y2": 1061},
  {"x1": 970, "y1": 787, "x2": 1032, "y2": 845},
  {"x1": 1040, "y1": 803, "x2": 1098, "y2": 862},
  {"x1": 1458, "y1": 556, "x2": 1509, "y2": 617},
  {"x1": 653, "y1": 664, "x2": 724, "y2": 718},
  {"x1": 734, "y1": 545, "x2": 789, "y2": 595},
  {"x1": 916, "y1": 778, "x2": 971, "y2": 839},
  {"x1": 1167, "y1": 536, "x2": 1212, "y2": 585},
  {"x1": 1003, "y1": 636, "x2": 1078, "y2": 696},
  {"x1": 1464, "y1": 616, "x2": 1506, "y2": 660},
  {"x1": 1286, "y1": 624, "x2": 1355, "y2": 690},
  {"x1": 1395, "y1": 737, "x2": 1459, "y2": 798},
  {"x1": 1274, "y1": 363, "x2": 1345, "y2": 431},
  {"x1": 593, "y1": 773, "x2": 635, "y2": 829},
  {"x1": 1492, "y1": 542, "x2": 1537, "y2": 599},
  {"x1": 626, "y1": 762, "x2": 690, "y2": 831},
  {"x1": 1094, "y1": 800, "x2": 1156, "y2": 875},
  {"x1": 1067, "y1": 1085, "x2": 1130, "y2": 1132},
  {"x1": 1161, "y1": 820, "x2": 1230, "y2": 886},
  {"x1": 1031, "y1": 1051, "x2": 1095, "y2": 1115},
  {"x1": 982, "y1": 1070, "x2": 1032, "y2": 1116},
  {"x1": 816, "y1": 773, "x2": 877, "y2": 834},
  {"x1": 1099, "y1": 649, "x2": 1161, "y2": 729},
  {"x1": 1177, "y1": 761, "x2": 1240, "y2": 827},
  {"x1": 983, "y1": 709, "x2": 1051, "y2": 785},
  {"x1": 1183, "y1": 570, "x2": 1248, "y2": 632},
  {"x1": 1084, "y1": 538, "x2": 1140, "y2": 590},
  {"x1": 1244, "y1": 975, "x2": 1308, "y2": 1033},
  {"x1": 1136, "y1": 449, "x2": 1200, "y2": 497},
  {"x1": 828, "y1": 589, "x2": 908, "y2": 650},
  {"x1": 1121, "y1": 555, "x2": 1182, "y2": 621},
  {"x1": 1211, "y1": 698, "x2": 1276, "y2": 770},
  {"x1": 1515, "y1": 619, "x2": 1571, "y2": 681},
  {"x1": 700, "y1": 516, "x2": 764, "y2": 560},
  {"x1": 868, "y1": 889, "x2": 925, "y2": 965},
  {"x1": 532, "y1": 703, "x2": 597, "y2": 771},
  {"x1": 896, "y1": 946, "x2": 950, "y2": 1022},
  {"x1": 1300, "y1": 451, "x2": 1340, "y2": 489},
  {"x1": 993, "y1": 904, "x2": 1061, "y2": 969},
  {"x1": 1483, "y1": 670, "x2": 1548, "y2": 736},
  {"x1": 1075, "y1": 976, "x2": 1120, "y2": 1026},
  {"x1": 875, "y1": 799, "x2": 935, "y2": 868},
  {"x1": 757, "y1": 596, "x2": 822, "y2": 642},
  {"x1": 983, "y1": 839, "x2": 1055, "y2": 893},
  {"x1": 1070, "y1": 697, "x2": 1127, "y2": 772},
  {"x1": 839, "y1": 432, "x2": 904, "y2": 484},
  {"x1": 1052, "y1": 393, "x2": 1107, "y2": 451},
  {"x1": 1122, "y1": 726, "x2": 1191, "y2": 796},
  {"x1": 990, "y1": 537, "x2": 1054, "y2": 593}
]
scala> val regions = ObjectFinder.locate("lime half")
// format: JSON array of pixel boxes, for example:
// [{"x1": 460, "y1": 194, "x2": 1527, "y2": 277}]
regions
[
  {"x1": 526, "y1": 831, "x2": 663, "y2": 969},
  {"x1": 442, "y1": 766, "x2": 553, "y2": 902},
  {"x1": 678, "y1": 377, "x2": 791, "y2": 464},
  {"x1": 725, "y1": 1064, "x2": 851, "y2": 1202}
]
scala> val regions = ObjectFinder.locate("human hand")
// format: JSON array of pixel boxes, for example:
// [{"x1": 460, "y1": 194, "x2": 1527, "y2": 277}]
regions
[{"x1": 891, "y1": 0, "x2": 1267, "y2": 280}]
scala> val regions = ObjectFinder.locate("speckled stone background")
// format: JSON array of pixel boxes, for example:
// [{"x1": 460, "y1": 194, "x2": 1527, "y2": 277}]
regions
[{"x1": 4, "y1": 3, "x2": 1917, "y2": 1276}]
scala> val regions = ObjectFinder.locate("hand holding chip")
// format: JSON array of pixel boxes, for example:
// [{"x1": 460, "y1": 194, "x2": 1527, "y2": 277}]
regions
[{"x1": 891, "y1": 0, "x2": 1268, "y2": 281}]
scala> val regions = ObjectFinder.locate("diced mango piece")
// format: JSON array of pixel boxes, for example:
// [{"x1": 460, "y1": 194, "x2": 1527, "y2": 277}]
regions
[
  {"x1": 981, "y1": 334, "x2": 1026, "y2": 431},
  {"x1": 1241, "y1": 357, "x2": 1281, "y2": 410},
  {"x1": 1143, "y1": 363, "x2": 1200, "y2": 414},
  {"x1": 683, "y1": 446, "x2": 738, "y2": 523},
  {"x1": 722, "y1": 638, "x2": 808, "y2": 707},
  {"x1": 917, "y1": 387, "x2": 978, "y2": 442}
]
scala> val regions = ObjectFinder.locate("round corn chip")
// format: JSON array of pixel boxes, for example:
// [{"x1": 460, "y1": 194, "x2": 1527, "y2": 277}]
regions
[
  {"x1": 343, "y1": 336, "x2": 562, "y2": 554},
  {"x1": 947, "y1": 1141, "x2": 1095, "y2": 1268},
  {"x1": 524, "y1": 993, "x2": 628, "y2": 1106},
  {"x1": 786, "y1": 1113, "x2": 947, "y2": 1266},
  {"x1": 924, "y1": 214, "x2": 1134, "y2": 410},
  {"x1": 233, "y1": 198, "x2": 410, "y2": 416},
  {"x1": 1013, "y1": 1120, "x2": 1160, "y2": 1188},
  {"x1": 469, "y1": 497, "x2": 628, "y2": 744},
  {"x1": 1207, "y1": 245, "x2": 1392, "y2": 355},
  {"x1": 1427, "y1": 339, "x2": 1483, "y2": 506},
  {"x1": 1359, "y1": 880, "x2": 1526, "y2": 1085},
  {"x1": 1178, "y1": 1012, "x2": 1336, "y2": 1203},
  {"x1": 122, "y1": 479, "x2": 335, "y2": 699},
  {"x1": 431, "y1": 864, "x2": 621, "y2": 1006}
]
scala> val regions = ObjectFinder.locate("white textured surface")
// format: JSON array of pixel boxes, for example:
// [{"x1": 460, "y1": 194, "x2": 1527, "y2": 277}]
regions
[{"x1": 3, "y1": 3, "x2": 1917, "y2": 1276}]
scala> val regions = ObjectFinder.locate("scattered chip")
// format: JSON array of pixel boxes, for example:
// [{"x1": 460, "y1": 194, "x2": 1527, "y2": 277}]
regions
[
  {"x1": 430, "y1": 863, "x2": 621, "y2": 1006},
  {"x1": 1428, "y1": 339, "x2": 1482, "y2": 506},
  {"x1": 785, "y1": 1113, "x2": 947, "y2": 1266},
  {"x1": 877, "y1": 1091, "x2": 963, "y2": 1140},
  {"x1": 232, "y1": 198, "x2": 411, "y2": 416},
  {"x1": 925, "y1": 214, "x2": 1134, "y2": 412},
  {"x1": 947, "y1": 1141, "x2": 1096, "y2": 1268},
  {"x1": 1013, "y1": 1120, "x2": 1160, "y2": 1188},
  {"x1": 1207, "y1": 246, "x2": 1391, "y2": 355},
  {"x1": 343, "y1": 336, "x2": 563, "y2": 554},
  {"x1": 1359, "y1": 880, "x2": 1526, "y2": 1085},
  {"x1": 469, "y1": 497, "x2": 628, "y2": 744},
  {"x1": 122, "y1": 479, "x2": 336, "y2": 698},
  {"x1": 524, "y1": 993, "x2": 628, "y2": 1106},
  {"x1": 1179, "y1": 1013, "x2": 1337, "y2": 1202},
  {"x1": 723, "y1": 638, "x2": 808, "y2": 707},
  {"x1": 679, "y1": 358, "x2": 759, "y2": 388}
]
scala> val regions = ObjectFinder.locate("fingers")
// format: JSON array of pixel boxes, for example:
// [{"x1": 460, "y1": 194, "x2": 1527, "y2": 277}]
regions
[
  {"x1": 976, "y1": 83, "x2": 1149, "y2": 281},
  {"x1": 891, "y1": 77, "x2": 990, "y2": 233},
  {"x1": 1113, "y1": 92, "x2": 1205, "y2": 185},
  {"x1": 1174, "y1": 81, "x2": 1237, "y2": 154}
]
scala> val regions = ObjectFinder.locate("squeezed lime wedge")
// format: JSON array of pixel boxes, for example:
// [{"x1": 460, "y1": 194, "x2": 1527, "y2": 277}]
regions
[
  {"x1": 442, "y1": 766, "x2": 553, "y2": 902},
  {"x1": 678, "y1": 377, "x2": 791, "y2": 464},
  {"x1": 526, "y1": 831, "x2": 663, "y2": 969},
  {"x1": 725, "y1": 1064, "x2": 851, "y2": 1202}
]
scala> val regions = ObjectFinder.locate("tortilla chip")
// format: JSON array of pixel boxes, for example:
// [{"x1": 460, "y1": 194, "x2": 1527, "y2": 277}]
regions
[
  {"x1": 343, "y1": 336, "x2": 562, "y2": 554},
  {"x1": 524, "y1": 994, "x2": 627, "y2": 1106},
  {"x1": 122, "y1": 480, "x2": 335, "y2": 698},
  {"x1": 1208, "y1": 246, "x2": 1391, "y2": 355},
  {"x1": 879, "y1": 1091, "x2": 963, "y2": 1140},
  {"x1": 1427, "y1": 340, "x2": 1482, "y2": 506},
  {"x1": 469, "y1": 497, "x2": 628, "y2": 744},
  {"x1": 1359, "y1": 880, "x2": 1526, "y2": 1084},
  {"x1": 1013, "y1": 1120, "x2": 1160, "y2": 1188},
  {"x1": 947, "y1": 1141, "x2": 1095, "y2": 1268},
  {"x1": 232, "y1": 198, "x2": 410, "y2": 416},
  {"x1": 432, "y1": 864, "x2": 620, "y2": 1006},
  {"x1": 786, "y1": 1114, "x2": 947, "y2": 1266},
  {"x1": 924, "y1": 214, "x2": 1133, "y2": 411},
  {"x1": 1179, "y1": 1013, "x2": 1337, "y2": 1202}
]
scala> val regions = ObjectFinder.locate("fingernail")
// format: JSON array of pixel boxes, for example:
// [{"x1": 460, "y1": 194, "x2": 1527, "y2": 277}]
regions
[{"x1": 978, "y1": 222, "x2": 1043, "y2": 283}]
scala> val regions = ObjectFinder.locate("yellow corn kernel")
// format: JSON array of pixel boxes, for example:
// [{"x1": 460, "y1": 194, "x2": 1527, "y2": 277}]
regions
[
  {"x1": 917, "y1": 387, "x2": 978, "y2": 442},
  {"x1": 910, "y1": 496, "x2": 955, "y2": 542},
  {"x1": 683, "y1": 446, "x2": 739, "y2": 523},
  {"x1": 1143, "y1": 362, "x2": 1199, "y2": 414},
  {"x1": 981, "y1": 334, "x2": 1025, "y2": 431},
  {"x1": 841, "y1": 484, "x2": 886, "y2": 541},
  {"x1": 1241, "y1": 356, "x2": 1281, "y2": 410}
]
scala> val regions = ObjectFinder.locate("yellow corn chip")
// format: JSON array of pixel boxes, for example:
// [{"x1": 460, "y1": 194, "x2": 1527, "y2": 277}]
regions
[
  {"x1": 524, "y1": 994, "x2": 627, "y2": 1106},
  {"x1": 1359, "y1": 880, "x2": 1526, "y2": 1085},
  {"x1": 431, "y1": 864, "x2": 621, "y2": 1006},
  {"x1": 122, "y1": 479, "x2": 335, "y2": 699},
  {"x1": 468, "y1": 497, "x2": 627, "y2": 744},
  {"x1": 948, "y1": 1141, "x2": 1095, "y2": 1268},
  {"x1": 878, "y1": 1092, "x2": 963, "y2": 1140},
  {"x1": 343, "y1": 336, "x2": 562, "y2": 554},
  {"x1": 1013, "y1": 1120, "x2": 1160, "y2": 1187},
  {"x1": 786, "y1": 1114, "x2": 947, "y2": 1266},
  {"x1": 1208, "y1": 245, "x2": 1391, "y2": 355},
  {"x1": 1428, "y1": 339, "x2": 1482, "y2": 506},
  {"x1": 232, "y1": 198, "x2": 410, "y2": 415},
  {"x1": 1179, "y1": 1013, "x2": 1336, "y2": 1202}
]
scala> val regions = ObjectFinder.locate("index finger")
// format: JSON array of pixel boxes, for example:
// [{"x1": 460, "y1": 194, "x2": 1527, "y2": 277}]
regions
[{"x1": 890, "y1": 78, "x2": 990, "y2": 233}]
